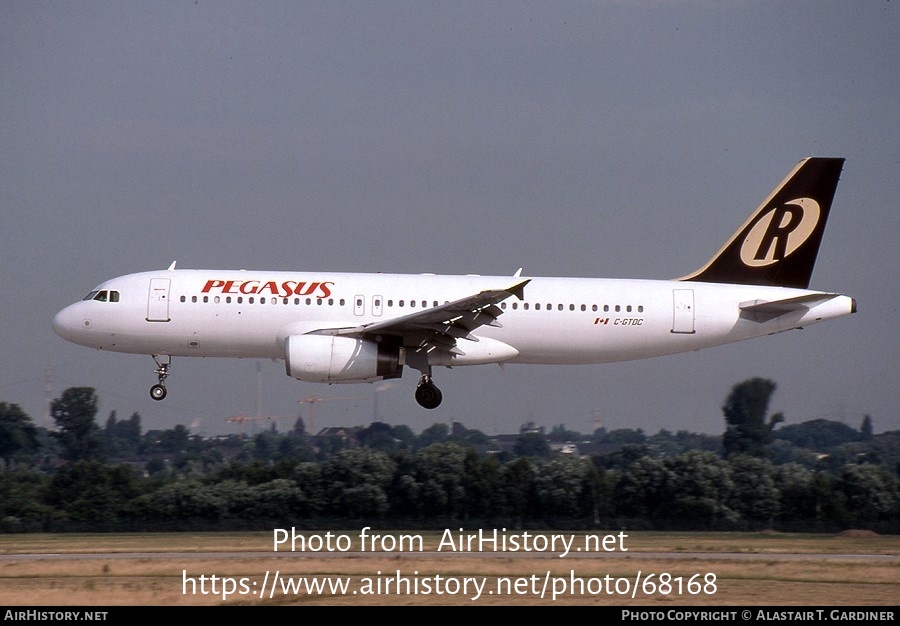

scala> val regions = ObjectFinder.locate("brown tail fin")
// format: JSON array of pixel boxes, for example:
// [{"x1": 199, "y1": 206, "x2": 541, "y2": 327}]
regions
[{"x1": 680, "y1": 157, "x2": 844, "y2": 289}]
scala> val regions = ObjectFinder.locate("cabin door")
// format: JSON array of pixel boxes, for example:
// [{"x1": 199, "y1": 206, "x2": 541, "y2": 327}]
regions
[
  {"x1": 147, "y1": 278, "x2": 171, "y2": 322},
  {"x1": 671, "y1": 289, "x2": 695, "y2": 334}
]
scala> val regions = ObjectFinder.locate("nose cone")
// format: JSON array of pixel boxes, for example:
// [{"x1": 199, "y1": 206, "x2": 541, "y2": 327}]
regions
[{"x1": 52, "y1": 304, "x2": 82, "y2": 343}]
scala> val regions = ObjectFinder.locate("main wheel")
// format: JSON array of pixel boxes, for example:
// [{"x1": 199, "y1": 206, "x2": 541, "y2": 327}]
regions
[
  {"x1": 150, "y1": 384, "x2": 167, "y2": 401},
  {"x1": 415, "y1": 381, "x2": 442, "y2": 409}
]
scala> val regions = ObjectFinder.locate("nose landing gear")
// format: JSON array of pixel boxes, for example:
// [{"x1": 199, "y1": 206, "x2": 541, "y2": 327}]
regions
[{"x1": 150, "y1": 355, "x2": 170, "y2": 401}]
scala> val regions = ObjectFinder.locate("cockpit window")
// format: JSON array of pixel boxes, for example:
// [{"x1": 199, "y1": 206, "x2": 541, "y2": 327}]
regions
[{"x1": 83, "y1": 290, "x2": 120, "y2": 303}]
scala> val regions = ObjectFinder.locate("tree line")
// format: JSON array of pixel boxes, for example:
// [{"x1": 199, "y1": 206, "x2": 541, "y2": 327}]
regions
[{"x1": 0, "y1": 378, "x2": 897, "y2": 533}]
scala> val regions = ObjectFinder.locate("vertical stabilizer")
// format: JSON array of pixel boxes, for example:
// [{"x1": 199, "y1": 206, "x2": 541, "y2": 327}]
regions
[{"x1": 680, "y1": 157, "x2": 844, "y2": 288}]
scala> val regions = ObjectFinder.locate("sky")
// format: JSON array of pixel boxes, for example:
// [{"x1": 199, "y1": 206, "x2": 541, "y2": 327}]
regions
[{"x1": 2, "y1": 1, "x2": 897, "y2": 439}]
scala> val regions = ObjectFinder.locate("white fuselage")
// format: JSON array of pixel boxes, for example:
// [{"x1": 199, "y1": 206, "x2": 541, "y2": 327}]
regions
[{"x1": 52, "y1": 268, "x2": 855, "y2": 368}]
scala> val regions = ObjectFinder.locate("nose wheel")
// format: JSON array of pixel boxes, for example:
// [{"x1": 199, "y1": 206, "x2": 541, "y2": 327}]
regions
[
  {"x1": 150, "y1": 383, "x2": 167, "y2": 401},
  {"x1": 415, "y1": 376, "x2": 442, "y2": 409},
  {"x1": 150, "y1": 355, "x2": 171, "y2": 401}
]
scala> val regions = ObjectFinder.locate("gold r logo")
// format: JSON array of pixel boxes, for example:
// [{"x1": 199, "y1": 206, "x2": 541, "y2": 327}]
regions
[{"x1": 739, "y1": 198, "x2": 820, "y2": 267}]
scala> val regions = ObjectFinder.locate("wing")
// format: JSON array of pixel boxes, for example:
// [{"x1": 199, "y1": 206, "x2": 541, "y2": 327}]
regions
[{"x1": 311, "y1": 279, "x2": 530, "y2": 360}]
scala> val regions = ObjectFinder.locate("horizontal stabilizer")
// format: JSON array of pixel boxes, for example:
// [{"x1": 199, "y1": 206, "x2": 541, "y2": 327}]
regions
[{"x1": 739, "y1": 293, "x2": 841, "y2": 322}]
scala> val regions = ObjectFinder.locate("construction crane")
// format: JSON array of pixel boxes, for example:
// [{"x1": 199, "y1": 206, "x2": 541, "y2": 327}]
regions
[
  {"x1": 225, "y1": 414, "x2": 298, "y2": 436},
  {"x1": 298, "y1": 395, "x2": 354, "y2": 435},
  {"x1": 226, "y1": 364, "x2": 307, "y2": 436},
  {"x1": 225, "y1": 415, "x2": 257, "y2": 436}
]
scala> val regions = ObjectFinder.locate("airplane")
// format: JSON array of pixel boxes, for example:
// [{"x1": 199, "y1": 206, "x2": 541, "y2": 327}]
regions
[{"x1": 52, "y1": 157, "x2": 856, "y2": 410}]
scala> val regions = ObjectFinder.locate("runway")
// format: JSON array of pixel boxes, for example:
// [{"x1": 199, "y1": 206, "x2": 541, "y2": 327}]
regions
[{"x1": 5, "y1": 550, "x2": 898, "y2": 562}]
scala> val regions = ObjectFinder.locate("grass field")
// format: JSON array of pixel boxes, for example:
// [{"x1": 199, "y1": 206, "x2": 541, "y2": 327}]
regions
[{"x1": 1, "y1": 530, "x2": 897, "y2": 606}]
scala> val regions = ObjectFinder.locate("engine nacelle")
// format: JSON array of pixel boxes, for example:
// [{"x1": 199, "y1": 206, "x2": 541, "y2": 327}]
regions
[{"x1": 284, "y1": 335, "x2": 402, "y2": 383}]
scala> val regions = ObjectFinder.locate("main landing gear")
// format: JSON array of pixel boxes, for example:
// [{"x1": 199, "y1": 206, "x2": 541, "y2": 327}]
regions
[
  {"x1": 415, "y1": 375, "x2": 442, "y2": 409},
  {"x1": 150, "y1": 355, "x2": 170, "y2": 401},
  {"x1": 407, "y1": 352, "x2": 442, "y2": 410}
]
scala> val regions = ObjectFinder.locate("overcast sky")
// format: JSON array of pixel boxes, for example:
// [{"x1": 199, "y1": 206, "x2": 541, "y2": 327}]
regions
[{"x1": 2, "y1": 1, "x2": 897, "y2": 438}]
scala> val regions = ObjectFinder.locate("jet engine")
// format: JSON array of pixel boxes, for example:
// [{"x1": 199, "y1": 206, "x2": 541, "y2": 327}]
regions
[{"x1": 284, "y1": 335, "x2": 402, "y2": 383}]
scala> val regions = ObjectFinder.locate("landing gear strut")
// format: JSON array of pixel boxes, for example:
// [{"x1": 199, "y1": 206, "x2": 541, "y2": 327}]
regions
[
  {"x1": 415, "y1": 375, "x2": 442, "y2": 409},
  {"x1": 150, "y1": 355, "x2": 170, "y2": 401}
]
